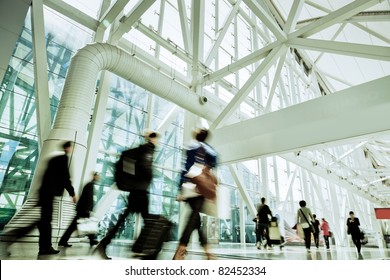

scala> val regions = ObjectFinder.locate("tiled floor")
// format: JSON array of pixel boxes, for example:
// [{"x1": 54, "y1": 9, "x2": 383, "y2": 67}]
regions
[{"x1": 1, "y1": 239, "x2": 389, "y2": 260}]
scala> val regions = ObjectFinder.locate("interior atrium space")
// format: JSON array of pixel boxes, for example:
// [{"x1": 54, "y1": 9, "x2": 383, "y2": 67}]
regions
[{"x1": 0, "y1": 0, "x2": 390, "y2": 260}]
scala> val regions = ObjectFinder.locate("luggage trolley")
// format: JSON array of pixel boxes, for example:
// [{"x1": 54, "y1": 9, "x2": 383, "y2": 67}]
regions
[{"x1": 268, "y1": 217, "x2": 285, "y2": 249}]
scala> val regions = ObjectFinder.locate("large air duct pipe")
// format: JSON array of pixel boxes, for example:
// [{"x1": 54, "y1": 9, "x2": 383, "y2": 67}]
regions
[
  {"x1": 34, "y1": 42, "x2": 222, "y2": 197},
  {"x1": 4, "y1": 43, "x2": 222, "y2": 237}
]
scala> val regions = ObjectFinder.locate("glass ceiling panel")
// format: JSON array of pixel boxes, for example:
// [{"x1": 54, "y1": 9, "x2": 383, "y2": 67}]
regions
[{"x1": 62, "y1": 0, "x2": 103, "y2": 19}]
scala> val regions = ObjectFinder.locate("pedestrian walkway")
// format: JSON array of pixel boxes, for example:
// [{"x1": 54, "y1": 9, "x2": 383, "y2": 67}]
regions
[{"x1": 2, "y1": 239, "x2": 389, "y2": 260}]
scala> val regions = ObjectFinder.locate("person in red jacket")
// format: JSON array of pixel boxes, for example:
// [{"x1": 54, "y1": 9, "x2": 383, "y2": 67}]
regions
[{"x1": 320, "y1": 218, "x2": 330, "y2": 249}]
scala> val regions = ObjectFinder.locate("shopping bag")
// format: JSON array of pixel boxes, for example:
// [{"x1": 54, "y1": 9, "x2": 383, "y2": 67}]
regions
[
  {"x1": 181, "y1": 182, "x2": 201, "y2": 198},
  {"x1": 77, "y1": 216, "x2": 99, "y2": 235},
  {"x1": 296, "y1": 224, "x2": 304, "y2": 239}
]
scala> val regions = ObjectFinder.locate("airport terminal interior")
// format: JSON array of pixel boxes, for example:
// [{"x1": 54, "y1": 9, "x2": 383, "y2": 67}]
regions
[{"x1": 1, "y1": 0, "x2": 390, "y2": 261}]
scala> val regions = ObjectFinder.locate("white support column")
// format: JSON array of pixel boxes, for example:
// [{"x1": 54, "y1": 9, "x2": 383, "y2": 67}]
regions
[
  {"x1": 272, "y1": 156, "x2": 280, "y2": 204},
  {"x1": 31, "y1": 0, "x2": 51, "y2": 149},
  {"x1": 239, "y1": 198, "x2": 246, "y2": 244},
  {"x1": 260, "y1": 158, "x2": 268, "y2": 197}
]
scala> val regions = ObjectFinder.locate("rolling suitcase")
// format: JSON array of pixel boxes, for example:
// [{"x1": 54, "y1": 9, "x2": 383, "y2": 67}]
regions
[{"x1": 132, "y1": 214, "x2": 172, "y2": 259}]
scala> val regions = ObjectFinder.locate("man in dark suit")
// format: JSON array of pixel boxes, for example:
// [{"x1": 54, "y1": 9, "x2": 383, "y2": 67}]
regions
[
  {"x1": 257, "y1": 197, "x2": 273, "y2": 250},
  {"x1": 58, "y1": 172, "x2": 100, "y2": 247},
  {"x1": 0, "y1": 141, "x2": 77, "y2": 256},
  {"x1": 37, "y1": 140, "x2": 77, "y2": 255}
]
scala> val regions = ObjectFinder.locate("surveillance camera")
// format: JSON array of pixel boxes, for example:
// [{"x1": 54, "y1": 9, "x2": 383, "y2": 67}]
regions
[{"x1": 199, "y1": 96, "x2": 208, "y2": 104}]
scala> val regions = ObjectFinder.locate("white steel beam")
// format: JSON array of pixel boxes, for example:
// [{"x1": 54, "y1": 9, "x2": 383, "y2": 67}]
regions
[
  {"x1": 98, "y1": 0, "x2": 130, "y2": 29},
  {"x1": 202, "y1": 41, "x2": 281, "y2": 85},
  {"x1": 117, "y1": 38, "x2": 191, "y2": 86},
  {"x1": 282, "y1": 153, "x2": 389, "y2": 206},
  {"x1": 31, "y1": 0, "x2": 51, "y2": 149},
  {"x1": 289, "y1": 38, "x2": 390, "y2": 61},
  {"x1": 209, "y1": 75, "x2": 390, "y2": 164},
  {"x1": 242, "y1": 0, "x2": 287, "y2": 42},
  {"x1": 264, "y1": 48, "x2": 288, "y2": 113},
  {"x1": 43, "y1": 0, "x2": 98, "y2": 31},
  {"x1": 111, "y1": 0, "x2": 156, "y2": 42},
  {"x1": 304, "y1": 1, "x2": 390, "y2": 46},
  {"x1": 205, "y1": 1, "x2": 242, "y2": 67},
  {"x1": 210, "y1": 44, "x2": 287, "y2": 129},
  {"x1": 190, "y1": 0, "x2": 204, "y2": 87},
  {"x1": 228, "y1": 164, "x2": 257, "y2": 217},
  {"x1": 177, "y1": 0, "x2": 191, "y2": 52},
  {"x1": 284, "y1": 0, "x2": 305, "y2": 34},
  {"x1": 289, "y1": 0, "x2": 381, "y2": 39}
]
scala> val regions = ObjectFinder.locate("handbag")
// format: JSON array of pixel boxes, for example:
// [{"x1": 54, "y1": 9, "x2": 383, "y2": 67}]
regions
[
  {"x1": 191, "y1": 166, "x2": 217, "y2": 200},
  {"x1": 77, "y1": 216, "x2": 99, "y2": 236},
  {"x1": 185, "y1": 163, "x2": 217, "y2": 200},
  {"x1": 360, "y1": 230, "x2": 365, "y2": 240}
]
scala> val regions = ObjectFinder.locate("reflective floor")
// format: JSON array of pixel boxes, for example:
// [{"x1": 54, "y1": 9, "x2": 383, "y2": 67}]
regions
[{"x1": 1, "y1": 239, "x2": 390, "y2": 260}]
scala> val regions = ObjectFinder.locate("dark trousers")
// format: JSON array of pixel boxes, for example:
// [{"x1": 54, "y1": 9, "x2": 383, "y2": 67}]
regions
[
  {"x1": 179, "y1": 196, "x2": 207, "y2": 247},
  {"x1": 38, "y1": 196, "x2": 54, "y2": 250},
  {"x1": 351, "y1": 232, "x2": 361, "y2": 253},
  {"x1": 258, "y1": 223, "x2": 271, "y2": 247},
  {"x1": 303, "y1": 227, "x2": 312, "y2": 249},
  {"x1": 2, "y1": 195, "x2": 56, "y2": 250},
  {"x1": 59, "y1": 215, "x2": 95, "y2": 244},
  {"x1": 99, "y1": 191, "x2": 149, "y2": 247},
  {"x1": 255, "y1": 229, "x2": 262, "y2": 244},
  {"x1": 323, "y1": 235, "x2": 330, "y2": 248},
  {"x1": 313, "y1": 232, "x2": 319, "y2": 248}
]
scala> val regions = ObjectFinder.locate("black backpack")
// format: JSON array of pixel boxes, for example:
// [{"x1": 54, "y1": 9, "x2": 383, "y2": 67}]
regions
[
  {"x1": 115, "y1": 143, "x2": 155, "y2": 191},
  {"x1": 115, "y1": 147, "x2": 142, "y2": 191}
]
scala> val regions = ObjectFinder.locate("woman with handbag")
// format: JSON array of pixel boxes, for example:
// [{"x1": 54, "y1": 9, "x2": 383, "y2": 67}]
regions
[
  {"x1": 173, "y1": 128, "x2": 218, "y2": 260},
  {"x1": 296, "y1": 200, "x2": 315, "y2": 252},
  {"x1": 346, "y1": 211, "x2": 362, "y2": 254}
]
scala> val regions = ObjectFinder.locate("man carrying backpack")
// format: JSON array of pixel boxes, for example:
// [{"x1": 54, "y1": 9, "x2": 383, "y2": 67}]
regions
[{"x1": 95, "y1": 130, "x2": 159, "y2": 259}]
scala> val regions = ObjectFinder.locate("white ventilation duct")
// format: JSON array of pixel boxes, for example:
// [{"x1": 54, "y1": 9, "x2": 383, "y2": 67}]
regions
[
  {"x1": 4, "y1": 43, "x2": 224, "y2": 235},
  {"x1": 30, "y1": 43, "x2": 222, "y2": 196}
]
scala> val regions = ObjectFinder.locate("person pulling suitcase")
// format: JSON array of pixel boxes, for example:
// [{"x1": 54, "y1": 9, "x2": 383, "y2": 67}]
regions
[{"x1": 94, "y1": 130, "x2": 160, "y2": 259}]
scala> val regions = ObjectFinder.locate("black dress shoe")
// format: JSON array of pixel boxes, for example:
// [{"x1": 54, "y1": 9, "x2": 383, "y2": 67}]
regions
[
  {"x1": 58, "y1": 242, "x2": 72, "y2": 247},
  {"x1": 38, "y1": 247, "x2": 60, "y2": 255}
]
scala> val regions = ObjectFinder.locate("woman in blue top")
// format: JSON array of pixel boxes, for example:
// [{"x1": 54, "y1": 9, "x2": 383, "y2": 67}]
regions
[{"x1": 173, "y1": 128, "x2": 218, "y2": 260}]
